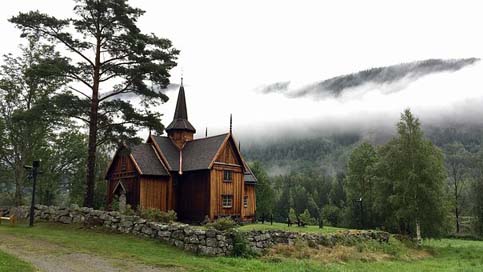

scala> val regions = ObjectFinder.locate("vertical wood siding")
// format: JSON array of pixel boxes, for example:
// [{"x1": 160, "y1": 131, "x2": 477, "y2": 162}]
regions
[
  {"x1": 107, "y1": 153, "x2": 139, "y2": 208},
  {"x1": 243, "y1": 184, "x2": 256, "y2": 218},
  {"x1": 139, "y1": 177, "x2": 169, "y2": 211},
  {"x1": 210, "y1": 139, "x2": 245, "y2": 219}
]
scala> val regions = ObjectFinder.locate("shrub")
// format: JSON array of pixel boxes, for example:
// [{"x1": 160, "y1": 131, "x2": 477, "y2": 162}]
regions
[
  {"x1": 140, "y1": 208, "x2": 177, "y2": 223},
  {"x1": 231, "y1": 230, "x2": 258, "y2": 258},
  {"x1": 111, "y1": 195, "x2": 120, "y2": 211},
  {"x1": 123, "y1": 204, "x2": 136, "y2": 216},
  {"x1": 299, "y1": 209, "x2": 316, "y2": 226},
  {"x1": 288, "y1": 208, "x2": 297, "y2": 224},
  {"x1": 323, "y1": 204, "x2": 342, "y2": 226},
  {"x1": 206, "y1": 217, "x2": 237, "y2": 231}
]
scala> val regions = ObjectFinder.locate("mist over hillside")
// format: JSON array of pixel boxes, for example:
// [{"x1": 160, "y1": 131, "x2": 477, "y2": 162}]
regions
[
  {"x1": 242, "y1": 120, "x2": 483, "y2": 177},
  {"x1": 257, "y1": 58, "x2": 479, "y2": 99}
]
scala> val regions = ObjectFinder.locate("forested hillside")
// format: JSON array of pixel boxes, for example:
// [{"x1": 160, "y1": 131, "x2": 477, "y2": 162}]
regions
[{"x1": 244, "y1": 121, "x2": 483, "y2": 238}]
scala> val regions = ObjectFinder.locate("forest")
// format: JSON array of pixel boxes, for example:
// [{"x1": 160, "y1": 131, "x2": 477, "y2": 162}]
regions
[{"x1": 246, "y1": 114, "x2": 483, "y2": 239}]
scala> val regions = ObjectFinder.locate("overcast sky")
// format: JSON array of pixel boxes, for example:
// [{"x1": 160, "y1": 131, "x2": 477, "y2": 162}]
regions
[{"x1": 2, "y1": 0, "x2": 483, "y2": 141}]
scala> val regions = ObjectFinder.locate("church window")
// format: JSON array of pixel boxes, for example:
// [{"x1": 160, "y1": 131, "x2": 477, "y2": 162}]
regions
[
  {"x1": 243, "y1": 196, "x2": 248, "y2": 208},
  {"x1": 222, "y1": 195, "x2": 233, "y2": 208},
  {"x1": 223, "y1": 170, "x2": 232, "y2": 182}
]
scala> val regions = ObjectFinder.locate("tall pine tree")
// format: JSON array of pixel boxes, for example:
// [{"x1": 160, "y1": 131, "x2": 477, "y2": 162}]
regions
[{"x1": 10, "y1": 0, "x2": 179, "y2": 207}]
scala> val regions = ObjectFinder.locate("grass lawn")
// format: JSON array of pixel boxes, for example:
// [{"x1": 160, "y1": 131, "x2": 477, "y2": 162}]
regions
[
  {"x1": 0, "y1": 223, "x2": 482, "y2": 271},
  {"x1": 0, "y1": 249, "x2": 36, "y2": 272},
  {"x1": 238, "y1": 222, "x2": 346, "y2": 234}
]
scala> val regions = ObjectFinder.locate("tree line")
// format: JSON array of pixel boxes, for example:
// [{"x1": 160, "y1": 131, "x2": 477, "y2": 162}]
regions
[{"x1": 251, "y1": 110, "x2": 483, "y2": 239}]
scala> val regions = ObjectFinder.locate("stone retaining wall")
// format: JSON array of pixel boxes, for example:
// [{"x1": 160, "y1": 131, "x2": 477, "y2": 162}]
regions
[{"x1": 11, "y1": 205, "x2": 389, "y2": 256}]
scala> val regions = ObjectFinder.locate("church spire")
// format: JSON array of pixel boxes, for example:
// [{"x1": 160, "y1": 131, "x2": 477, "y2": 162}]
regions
[{"x1": 166, "y1": 78, "x2": 196, "y2": 147}]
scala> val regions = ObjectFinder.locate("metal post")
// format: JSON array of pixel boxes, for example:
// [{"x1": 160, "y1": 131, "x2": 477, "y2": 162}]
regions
[
  {"x1": 28, "y1": 160, "x2": 40, "y2": 227},
  {"x1": 358, "y1": 197, "x2": 364, "y2": 229}
]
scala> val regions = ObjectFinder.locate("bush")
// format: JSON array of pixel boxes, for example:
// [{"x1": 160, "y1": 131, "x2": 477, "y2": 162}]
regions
[
  {"x1": 288, "y1": 208, "x2": 297, "y2": 224},
  {"x1": 140, "y1": 208, "x2": 177, "y2": 223},
  {"x1": 299, "y1": 209, "x2": 316, "y2": 226},
  {"x1": 323, "y1": 204, "x2": 342, "y2": 226},
  {"x1": 123, "y1": 204, "x2": 136, "y2": 216},
  {"x1": 111, "y1": 196, "x2": 120, "y2": 211},
  {"x1": 231, "y1": 230, "x2": 258, "y2": 258},
  {"x1": 206, "y1": 217, "x2": 237, "y2": 231}
]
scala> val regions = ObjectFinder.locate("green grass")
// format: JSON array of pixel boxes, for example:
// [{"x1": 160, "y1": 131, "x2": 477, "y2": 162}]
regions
[
  {"x1": 238, "y1": 222, "x2": 346, "y2": 234},
  {"x1": 1, "y1": 223, "x2": 482, "y2": 271},
  {"x1": 0, "y1": 249, "x2": 35, "y2": 272}
]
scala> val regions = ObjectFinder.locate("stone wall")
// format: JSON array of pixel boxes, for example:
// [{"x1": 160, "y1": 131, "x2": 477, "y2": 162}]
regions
[{"x1": 12, "y1": 205, "x2": 389, "y2": 256}]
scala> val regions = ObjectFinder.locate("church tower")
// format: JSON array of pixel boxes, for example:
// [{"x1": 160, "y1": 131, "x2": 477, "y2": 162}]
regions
[{"x1": 165, "y1": 79, "x2": 196, "y2": 148}]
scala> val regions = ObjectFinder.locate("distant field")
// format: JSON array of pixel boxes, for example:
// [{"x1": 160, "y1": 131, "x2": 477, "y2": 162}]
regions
[
  {"x1": 0, "y1": 223, "x2": 482, "y2": 271},
  {"x1": 239, "y1": 222, "x2": 346, "y2": 234}
]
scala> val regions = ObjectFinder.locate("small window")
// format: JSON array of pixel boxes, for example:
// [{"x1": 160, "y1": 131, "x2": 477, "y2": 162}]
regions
[
  {"x1": 243, "y1": 195, "x2": 248, "y2": 208},
  {"x1": 222, "y1": 195, "x2": 233, "y2": 208},
  {"x1": 223, "y1": 170, "x2": 233, "y2": 182}
]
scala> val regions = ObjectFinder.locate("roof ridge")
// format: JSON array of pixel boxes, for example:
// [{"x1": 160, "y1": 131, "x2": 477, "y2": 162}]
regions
[{"x1": 191, "y1": 133, "x2": 229, "y2": 142}]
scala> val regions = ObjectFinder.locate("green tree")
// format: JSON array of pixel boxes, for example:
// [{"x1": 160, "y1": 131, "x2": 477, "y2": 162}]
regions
[
  {"x1": 346, "y1": 142, "x2": 378, "y2": 228},
  {"x1": 472, "y1": 149, "x2": 483, "y2": 236},
  {"x1": 250, "y1": 161, "x2": 274, "y2": 222},
  {"x1": 375, "y1": 109, "x2": 448, "y2": 241},
  {"x1": 288, "y1": 208, "x2": 297, "y2": 225},
  {"x1": 443, "y1": 142, "x2": 471, "y2": 233},
  {"x1": 10, "y1": 0, "x2": 179, "y2": 207},
  {"x1": 299, "y1": 209, "x2": 314, "y2": 226},
  {"x1": 0, "y1": 37, "x2": 67, "y2": 206}
]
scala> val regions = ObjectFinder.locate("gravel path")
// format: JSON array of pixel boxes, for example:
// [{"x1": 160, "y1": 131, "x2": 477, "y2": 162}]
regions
[{"x1": 0, "y1": 233, "x2": 179, "y2": 272}]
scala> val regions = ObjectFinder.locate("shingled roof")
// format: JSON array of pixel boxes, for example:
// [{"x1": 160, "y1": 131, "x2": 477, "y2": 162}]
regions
[
  {"x1": 182, "y1": 134, "x2": 229, "y2": 171},
  {"x1": 151, "y1": 136, "x2": 180, "y2": 170},
  {"x1": 130, "y1": 144, "x2": 169, "y2": 176},
  {"x1": 152, "y1": 134, "x2": 229, "y2": 172}
]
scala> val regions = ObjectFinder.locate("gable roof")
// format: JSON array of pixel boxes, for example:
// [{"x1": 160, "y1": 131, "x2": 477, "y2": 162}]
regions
[
  {"x1": 183, "y1": 133, "x2": 229, "y2": 171},
  {"x1": 130, "y1": 144, "x2": 170, "y2": 176},
  {"x1": 152, "y1": 133, "x2": 238, "y2": 172},
  {"x1": 151, "y1": 136, "x2": 180, "y2": 171}
]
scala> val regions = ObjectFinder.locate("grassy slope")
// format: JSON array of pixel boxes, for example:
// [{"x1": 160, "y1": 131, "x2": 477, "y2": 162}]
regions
[
  {"x1": 239, "y1": 222, "x2": 345, "y2": 233},
  {"x1": 0, "y1": 250, "x2": 35, "y2": 272},
  {"x1": 0, "y1": 223, "x2": 482, "y2": 272}
]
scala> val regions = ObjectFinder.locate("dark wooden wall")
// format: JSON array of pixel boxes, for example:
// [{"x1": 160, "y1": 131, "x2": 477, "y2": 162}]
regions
[
  {"x1": 176, "y1": 170, "x2": 210, "y2": 221},
  {"x1": 106, "y1": 153, "x2": 140, "y2": 209}
]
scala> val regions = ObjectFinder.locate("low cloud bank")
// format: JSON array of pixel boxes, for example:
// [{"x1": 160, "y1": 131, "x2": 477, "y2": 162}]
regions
[{"x1": 258, "y1": 58, "x2": 479, "y2": 99}]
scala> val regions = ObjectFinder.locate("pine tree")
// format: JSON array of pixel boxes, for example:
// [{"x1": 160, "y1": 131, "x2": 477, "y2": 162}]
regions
[{"x1": 10, "y1": 0, "x2": 179, "y2": 207}]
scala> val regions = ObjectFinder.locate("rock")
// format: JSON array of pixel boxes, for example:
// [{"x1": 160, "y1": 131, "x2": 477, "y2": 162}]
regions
[
  {"x1": 199, "y1": 246, "x2": 217, "y2": 256},
  {"x1": 59, "y1": 216, "x2": 72, "y2": 224},
  {"x1": 172, "y1": 230, "x2": 184, "y2": 240},
  {"x1": 174, "y1": 240, "x2": 184, "y2": 248},
  {"x1": 206, "y1": 229, "x2": 217, "y2": 238},
  {"x1": 206, "y1": 238, "x2": 217, "y2": 247},
  {"x1": 142, "y1": 226, "x2": 153, "y2": 235}
]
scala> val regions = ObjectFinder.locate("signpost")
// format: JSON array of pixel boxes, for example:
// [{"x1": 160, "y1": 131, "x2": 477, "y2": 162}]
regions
[{"x1": 24, "y1": 160, "x2": 41, "y2": 227}]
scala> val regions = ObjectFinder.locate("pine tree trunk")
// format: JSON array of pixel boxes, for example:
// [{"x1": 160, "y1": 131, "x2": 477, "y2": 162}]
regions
[
  {"x1": 84, "y1": 111, "x2": 98, "y2": 207},
  {"x1": 83, "y1": 36, "x2": 101, "y2": 208}
]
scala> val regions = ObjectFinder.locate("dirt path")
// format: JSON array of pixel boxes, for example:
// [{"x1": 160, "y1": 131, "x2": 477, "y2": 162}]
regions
[{"x1": 0, "y1": 233, "x2": 178, "y2": 272}]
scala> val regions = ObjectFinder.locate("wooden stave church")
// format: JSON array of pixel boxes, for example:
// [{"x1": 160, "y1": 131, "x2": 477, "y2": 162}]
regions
[{"x1": 105, "y1": 81, "x2": 257, "y2": 222}]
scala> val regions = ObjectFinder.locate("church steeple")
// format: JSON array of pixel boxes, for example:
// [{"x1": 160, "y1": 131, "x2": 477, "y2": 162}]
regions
[{"x1": 166, "y1": 79, "x2": 196, "y2": 148}]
